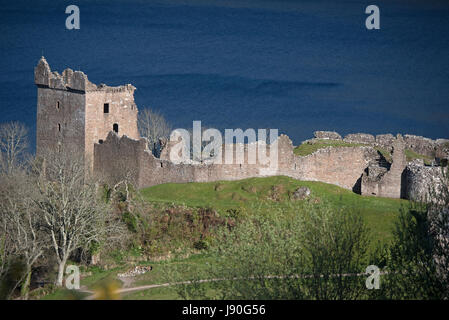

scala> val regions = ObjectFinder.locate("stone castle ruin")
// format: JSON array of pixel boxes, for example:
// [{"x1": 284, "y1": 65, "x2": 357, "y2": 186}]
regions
[
  {"x1": 35, "y1": 58, "x2": 449, "y2": 201},
  {"x1": 361, "y1": 134, "x2": 407, "y2": 199},
  {"x1": 35, "y1": 57, "x2": 139, "y2": 170}
]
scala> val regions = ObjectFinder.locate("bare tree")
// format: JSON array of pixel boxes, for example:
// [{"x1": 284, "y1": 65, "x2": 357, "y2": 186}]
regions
[
  {"x1": 0, "y1": 122, "x2": 29, "y2": 174},
  {"x1": 0, "y1": 122, "x2": 46, "y2": 299},
  {"x1": 0, "y1": 169, "x2": 47, "y2": 299},
  {"x1": 138, "y1": 108, "x2": 171, "y2": 155},
  {"x1": 0, "y1": 121, "x2": 126, "y2": 296},
  {"x1": 33, "y1": 150, "x2": 126, "y2": 286},
  {"x1": 0, "y1": 211, "x2": 14, "y2": 295}
]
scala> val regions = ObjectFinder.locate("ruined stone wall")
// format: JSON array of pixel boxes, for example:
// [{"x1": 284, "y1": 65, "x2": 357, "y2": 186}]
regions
[
  {"x1": 94, "y1": 130, "x2": 388, "y2": 192},
  {"x1": 35, "y1": 57, "x2": 139, "y2": 170},
  {"x1": 344, "y1": 133, "x2": 375, "y2": 144},
  {"x1": 311, "y1": 130, "x2": 448, "y2": 161},
  {"x1": 404, "y1": 134, "x2": 437, "y2": 158},
  {"x1": 313, "y1": 131, "x2": 342, "y2": 140},
  {"x1": 93, "y1": 132, "x2": 144, "y2": 185},
  {"x1": 94, "y1": 132, "x2": 446, "y2": 200},
  {"x1": 375, "y1": 134, "x2": 395, "y2": 152},
  {"x1": 137, "y1": 155, "x2": 267, "y2": 188},
  {"x1": 404, "y1": 161, "x2": 445, "y2": 202},
  {"x1": 94, "y1": 133, "x2": 297, "y2": 189},
  {"x1": 361, "y1": 135, "x2": 406, "y2": 198},
  {"x1": 35, "y1": 57, "x2": 87, "y2": 157},
  {"x1": 293, "y1": 146, "x2": 379, "y2": 190},
  {"x1": 85, "y1": 86, "x2": 139, "y2": 168},
  {"x1": 143, "y1": 135, "x2": 294, "y2": 188},
  {"x1": 34, "y1": 56, "x2": 97, "y2": 92},
  {"x1": 36, "y1": 87, "x2": 86, "y2": 157}
]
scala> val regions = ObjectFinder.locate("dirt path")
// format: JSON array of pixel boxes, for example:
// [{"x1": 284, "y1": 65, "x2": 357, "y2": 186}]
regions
[
  {"x1": 82, "y1": 271, "x2": 387, "y2": 300},
  {"x1": 83, "y1": 278, "x2": 219, "y2": 300}
]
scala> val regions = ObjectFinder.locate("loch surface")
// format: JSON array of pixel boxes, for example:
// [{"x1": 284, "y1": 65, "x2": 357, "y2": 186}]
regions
[{"x1": 0, "y1": 0, "x2": 448, "y2": 151}]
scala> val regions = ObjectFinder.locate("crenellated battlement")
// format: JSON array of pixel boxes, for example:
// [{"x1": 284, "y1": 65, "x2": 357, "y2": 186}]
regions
[
  {"x1": 34, "y1": 57, "x2": 135, "y2": 93},
  {"x1": 35, "y1": 57, "x2": 139, "y2": 171}
]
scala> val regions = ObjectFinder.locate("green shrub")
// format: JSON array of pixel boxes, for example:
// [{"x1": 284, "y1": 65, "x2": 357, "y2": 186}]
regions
[
  {"x1": 167, "y1": 201, "x2": 374, "y2": 300},
  {"x1": 122, "y1": 211, "x2": 139, "y2": 233}
]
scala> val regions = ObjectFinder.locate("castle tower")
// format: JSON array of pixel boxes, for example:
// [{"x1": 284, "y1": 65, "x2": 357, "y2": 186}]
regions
[{"x1": 35, "y1": 57, "x2": 139, "y2": 170}]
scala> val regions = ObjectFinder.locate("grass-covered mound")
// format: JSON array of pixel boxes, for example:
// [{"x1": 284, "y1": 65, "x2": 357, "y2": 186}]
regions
[
  {"x1": 141, "y1": 176, "x2": 408, "y2": 244},
  {"x1": 39, "y1": 171, "x2": 448, "y2": 301},
  {"x1": 40, "y1": 176, "x2": 410, "y2": 300}
]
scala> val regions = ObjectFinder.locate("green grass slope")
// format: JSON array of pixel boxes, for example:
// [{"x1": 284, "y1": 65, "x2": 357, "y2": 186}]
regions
[
  {"x1": 39, "y1": 176, "x2": 410, "y2": 300},
  {"x1": 141, "y1": 176, "x2": 408, "y2": 244}
]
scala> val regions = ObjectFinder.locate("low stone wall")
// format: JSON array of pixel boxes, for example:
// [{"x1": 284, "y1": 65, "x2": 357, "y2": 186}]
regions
[
  {"x1": 313, "y1": 131, "x2": 342, "y2": 140},
  {"x1": 293, "y1": 146, "x2": 379, "y2": 190},
  {"x1": 94, "y1": 132, "x2": 380, "y2": 192},
  {"x1": 93, "y1": 131, "x2": 446, "y2": 200},
  {"x1": 93, "y1": 132, "x2": 144, "y2": 185},
  {"x1": 310, "y1": 131, "x2": 448, "y2": 161},
  {"x1": 94, "y1": 133, "x2": 296, "y2": 189}
]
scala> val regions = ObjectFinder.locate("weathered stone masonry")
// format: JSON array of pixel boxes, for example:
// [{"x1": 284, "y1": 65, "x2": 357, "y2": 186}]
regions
[
  {"x1": 361, "y1": 134, "x2": 407, "y2": 198},
  {"x1": 93, "y1": 130, "x2": 382, "y2": 196},
  {"x1": 95, "y1": 132, "x2": 298, "y2": 188},
  {"x1": 35, "y1": 57, "x2": 139, "y2": 170},
  {"x1": 35, "y1": 58, "x2": 448, "y2": 200}
]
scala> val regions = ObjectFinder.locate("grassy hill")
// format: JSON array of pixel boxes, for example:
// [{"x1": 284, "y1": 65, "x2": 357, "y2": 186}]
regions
[
  {"x1": 40, "y1": 176, "x2": 410, "y2": 300},
  {"x1": 141, "y1": 176, "x2": 408, "y2": 244}
]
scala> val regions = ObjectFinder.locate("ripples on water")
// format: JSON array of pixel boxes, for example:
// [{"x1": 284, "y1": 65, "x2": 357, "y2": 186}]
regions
[{"x1": 0, "y1": 0, "x2": 448, "y2": 151}]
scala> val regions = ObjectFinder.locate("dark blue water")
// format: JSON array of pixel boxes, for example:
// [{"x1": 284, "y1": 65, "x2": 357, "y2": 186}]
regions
[{"x1": 1, "y1": 0, "x2": 448, "y2": 151}]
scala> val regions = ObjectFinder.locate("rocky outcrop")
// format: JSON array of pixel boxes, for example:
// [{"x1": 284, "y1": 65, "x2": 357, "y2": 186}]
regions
[
  {"x1": 117, "y1": 265, "x2": 153, "y2": 278},
  {"x1": 291, "y1": 186, "x2": 311, "y2": 200}
]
